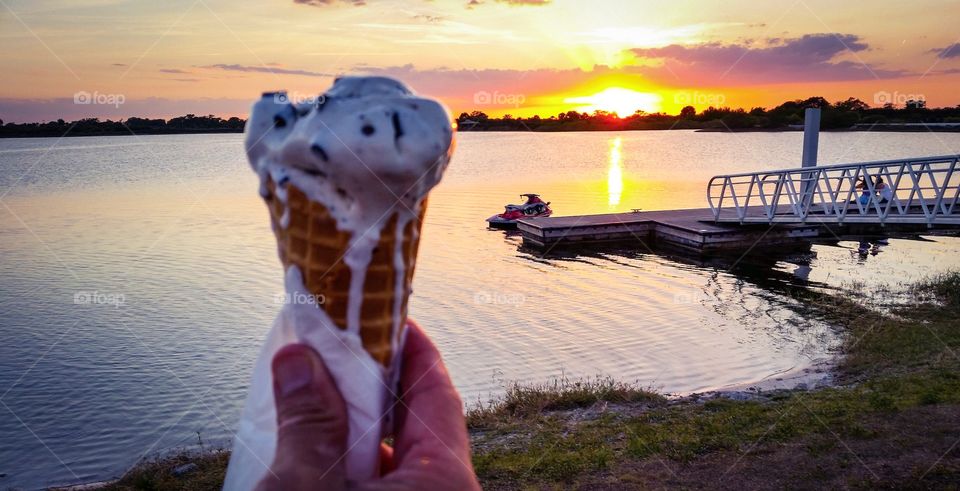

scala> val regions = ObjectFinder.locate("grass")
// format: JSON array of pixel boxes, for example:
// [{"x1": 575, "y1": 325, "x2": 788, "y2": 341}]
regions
[
  {"x1": 91, "y1": 449, "x2": 229, "y2": 491},
  {"x1": 69, "y1": 271, "x2": 960, "y2": 490},
  {"x1": 912, "y1": 270, "x2": 960, "y2": 303},
  {"x1": 467, "y1": 376, "x2": 664, "y2": 427}
]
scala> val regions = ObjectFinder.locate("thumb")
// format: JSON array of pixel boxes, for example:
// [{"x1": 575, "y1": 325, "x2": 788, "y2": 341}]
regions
[{"x1": 261, "y1": 343, "x2": 348, "y2": 489}]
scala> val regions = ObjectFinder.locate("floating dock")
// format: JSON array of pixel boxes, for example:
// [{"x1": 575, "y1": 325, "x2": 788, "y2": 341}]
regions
[
  {"x1": 517, "y1": 208, "x2": 822, "y2": 253},
  {"x1": 518, "y1": 153, "x2": 960, "y2": 254}
]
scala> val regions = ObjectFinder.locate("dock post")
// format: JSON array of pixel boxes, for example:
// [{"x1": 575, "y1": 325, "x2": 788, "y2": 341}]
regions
[{"x1": 801, "y1": 108, "x2": 821, "y2": 211}]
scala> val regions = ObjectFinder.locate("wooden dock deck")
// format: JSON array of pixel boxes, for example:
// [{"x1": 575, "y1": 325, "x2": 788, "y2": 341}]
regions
[{"x1": 516, "y1": 207, "x2": 823, "y2": 253}]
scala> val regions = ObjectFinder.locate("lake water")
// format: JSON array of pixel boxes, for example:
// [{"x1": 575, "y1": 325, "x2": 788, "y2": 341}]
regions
[{"x1": 2, "y1": 130, "x2": 960, "y2": 489}]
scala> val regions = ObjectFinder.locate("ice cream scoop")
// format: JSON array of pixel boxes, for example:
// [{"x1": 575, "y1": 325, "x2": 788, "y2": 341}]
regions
[{"x1": 224, "y1": 76, "x2": 454, "y2": 489}]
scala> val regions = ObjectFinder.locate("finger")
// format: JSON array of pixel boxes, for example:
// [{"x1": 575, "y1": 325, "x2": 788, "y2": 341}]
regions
[
  {"x1": 264, "y1": 343, "x2": 348, "y2": 489},
  {"x1": 379, "y1": 443, "x2": 396, "y2": 475},
  {"x1": 393, "y1": 321, "x2": 473, "y2": 470}
]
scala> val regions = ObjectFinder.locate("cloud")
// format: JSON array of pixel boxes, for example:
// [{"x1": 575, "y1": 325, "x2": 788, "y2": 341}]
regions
[
  {"x1": 0, "y1": 97, "x2": 251, "y2": 123},
  {"x1": 628, "y1": 33, "x2": 908, "y2": 84},
  {"x1": 931, "y1": 43, "x2": 960, "y2": 59},
  {"x1": 349, "y1": 63, "x2": 612, "y2": 111},
  {"x1": 159, "y1": 68, "x2": 189, "y2": 74},
  {"x1": 201, "y1": 64, "x2": 332, "y2": 78},
  {"x1": 467, "y1": 0, "x2": 549, "y2": 7},
  {"x1": 926, "y1": 67, "x2": 960, "y2": 76},
  {"x1": 293, "y1": 0, "x2": 365, "y2": 6},
  {"x1": 292, "y1": 0, "x2": 547, "y2": 8},
  {"x1": 412, "y1": 14, "x2": 446, "y2": 23}
]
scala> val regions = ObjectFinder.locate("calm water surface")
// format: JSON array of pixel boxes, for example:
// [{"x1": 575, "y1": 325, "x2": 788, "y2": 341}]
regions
[{"x1": 2, "y1": 131, "x2": 960, "y2": 488}]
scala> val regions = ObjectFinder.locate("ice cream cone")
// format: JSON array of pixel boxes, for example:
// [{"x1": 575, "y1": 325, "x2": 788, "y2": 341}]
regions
[
  {"x1": 226, "y1": 76, "x2": 453, "y2": 488},
  {"x1": 264, "y1": 176, "x2": 426, "y2": 366}
]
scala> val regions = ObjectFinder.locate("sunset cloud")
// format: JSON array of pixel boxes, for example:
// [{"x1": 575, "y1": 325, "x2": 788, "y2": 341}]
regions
[
  {"x1": 0, "y1": 97, "x2": 251, "y2": 123},
  {"x1": 352, "y1": 63, "x2": 614, "y2": 111},
  {"x1": 293, "y1": 0, "x2": 366, "y2": 6},
  {"x1": 628, "y1": 34, "x2": 908, "y2": 84},
  {"x1": 294, "y1": 0, "x2": 549, "y2": 7},
  {"x1": 468, "y1": 0, "x2": 551, "y2": 6},
  {"x1": 201, "y1": 64, "x2": 332, "y2": 78},
  {"x1": 932, "y1": 43, "x2": 960, "y2": 59}
]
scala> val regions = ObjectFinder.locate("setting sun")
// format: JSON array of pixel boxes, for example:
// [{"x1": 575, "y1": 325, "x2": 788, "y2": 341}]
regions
[{"x1": 565, "y1": 87, "x2": 662, "y2": 116}]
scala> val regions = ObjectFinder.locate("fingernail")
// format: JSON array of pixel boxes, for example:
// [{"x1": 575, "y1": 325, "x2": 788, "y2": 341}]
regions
[{"x1": 275, "y1": 351, "x2": 313, "y2": 397}]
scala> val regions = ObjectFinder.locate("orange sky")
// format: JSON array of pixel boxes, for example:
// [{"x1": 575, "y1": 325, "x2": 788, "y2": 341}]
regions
[{"x1": 1, "y1": 0, "x2": 959, "y2": 122}]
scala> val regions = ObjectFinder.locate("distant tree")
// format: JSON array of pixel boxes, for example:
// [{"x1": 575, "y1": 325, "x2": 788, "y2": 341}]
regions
[
  {"x1": 800, "y1": 96, "x2": 831, "y2": 109},
  {"x1": 502, "y1": 114, "x2": 513, "y2": 120},
  {"x1": 558, "y1": 110, "x2": 585, "y2": 121},
  {"x1": 226, "y1": 117, "x2": 244, "y2": 130},
  {"x1": 722, "y1": 108, "x2": 754, "y2": 129},
  {"x1": 468, "y1": 110, "x2": 489, "y2": 121},
  {"x1": 590, "y1": 110, "x2": 617, "y2": 123},
  {"x1": 835, "y1": 97, "x2": 869, "y2": 112},
  {"x1": 699, "y1": 106, "x2": 732, "y2": 121},
  {"x1": 679, "y1": 105, "x2": 696, "y2": 119},
  {"x1": 748, "y1": 107, "x2": 766, "y2": 116},
  {"x1": 457, "y1": 112, "x2": 470, "y2": 122}
]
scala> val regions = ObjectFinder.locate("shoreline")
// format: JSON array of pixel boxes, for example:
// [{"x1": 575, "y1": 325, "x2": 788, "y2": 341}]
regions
[
  {"x1": 48, "y1": 365, "x2": 833, "y2": 491},
  {"x1": 4, "y1": 127, "x2": 960, "y2": 140}
]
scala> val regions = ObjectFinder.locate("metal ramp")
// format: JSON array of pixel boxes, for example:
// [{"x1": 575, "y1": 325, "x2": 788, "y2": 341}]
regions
[{"x1": 707, "y1": 155, "x2": 960, "y2": 226}]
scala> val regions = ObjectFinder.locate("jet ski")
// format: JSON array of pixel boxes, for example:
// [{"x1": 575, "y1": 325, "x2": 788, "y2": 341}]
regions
[{"x1": 486, "y1": 194, "x2": 553, "y2": 229}]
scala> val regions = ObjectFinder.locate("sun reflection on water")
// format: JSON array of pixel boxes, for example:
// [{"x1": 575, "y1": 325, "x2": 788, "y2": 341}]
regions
[{"x1": 608, "y1": 137, "x2": 624, "y2": 207}]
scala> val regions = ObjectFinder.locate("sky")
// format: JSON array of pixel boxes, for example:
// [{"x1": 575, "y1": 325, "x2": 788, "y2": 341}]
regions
[{"x1": 1, "y1": 0, "x2": 959, "y2": 122}]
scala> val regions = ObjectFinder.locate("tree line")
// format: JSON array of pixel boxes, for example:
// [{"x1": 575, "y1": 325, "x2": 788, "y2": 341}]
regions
[
  {"x1": 457, "y1": 97, "x2": 960, "y2": 132},
  {"x1": 3, "y1": 96, "x2": 960, "y2": 138},
  {"x1": 0, "y1": 114, "x2": 245, "y2": 138}
]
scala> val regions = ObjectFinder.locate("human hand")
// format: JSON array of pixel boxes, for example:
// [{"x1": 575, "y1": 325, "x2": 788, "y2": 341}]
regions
[{"x1": 255, "y1": 321, "x2": 480, "y2": 490}]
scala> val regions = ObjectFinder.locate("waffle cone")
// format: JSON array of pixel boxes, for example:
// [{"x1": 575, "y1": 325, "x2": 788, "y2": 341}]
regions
[{"x1": 265, "y1": 177, "x2": 425, "y2": 366}]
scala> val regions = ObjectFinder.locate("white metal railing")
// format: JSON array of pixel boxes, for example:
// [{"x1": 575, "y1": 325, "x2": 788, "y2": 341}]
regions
[{"x1": 707, "y1": 155, "x2": 960, "y2": 225}]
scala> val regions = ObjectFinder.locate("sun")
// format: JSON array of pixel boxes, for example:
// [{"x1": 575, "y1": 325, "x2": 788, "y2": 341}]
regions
[{"x1": 565, "y1": 87, "x2": 662, "y2": 116}]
